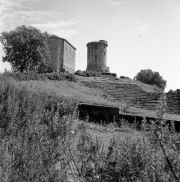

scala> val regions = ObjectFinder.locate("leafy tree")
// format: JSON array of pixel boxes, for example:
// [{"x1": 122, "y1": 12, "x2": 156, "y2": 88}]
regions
[
  {"x1": 134, "y1": 69, "x2": 166, "y2": 90},
  {"x1": 0, "y1": 25, "x2": 52, "y2": 73},
  {"x1": 168, "y1": 89, "x2": 174, "y2": 94}
]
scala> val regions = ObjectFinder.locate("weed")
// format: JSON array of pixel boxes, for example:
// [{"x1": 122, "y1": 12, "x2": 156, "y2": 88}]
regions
[{"x1": 0, "y1": 77, "x2": 77, "y2": 182}]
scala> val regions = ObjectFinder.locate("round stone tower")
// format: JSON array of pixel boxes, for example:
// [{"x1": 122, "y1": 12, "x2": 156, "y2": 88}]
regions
[{"x1": 86, "y1": 40, "x2": 109, "y2": 72}]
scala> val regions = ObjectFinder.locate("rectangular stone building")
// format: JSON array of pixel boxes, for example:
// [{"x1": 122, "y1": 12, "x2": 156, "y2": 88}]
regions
[{"x1": 48, "y1": 35, "x2": 76, "y2": 73}]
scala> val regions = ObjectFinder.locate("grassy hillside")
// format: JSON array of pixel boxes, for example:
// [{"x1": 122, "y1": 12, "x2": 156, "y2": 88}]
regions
[
  {"x1": 7, "y1": 73, "x2": 180, "y2": 121},
  {"x1": 1, "y1": 73, "x2": 180, "y2": 181},
  {"x1": 18, "y1": 80, "x2": 118, "y2": 106}
]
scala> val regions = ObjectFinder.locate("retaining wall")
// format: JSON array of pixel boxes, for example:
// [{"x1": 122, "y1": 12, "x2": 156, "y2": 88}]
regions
[{"x1": 78, "y1": 104, "x2": 119, "y2": 123}]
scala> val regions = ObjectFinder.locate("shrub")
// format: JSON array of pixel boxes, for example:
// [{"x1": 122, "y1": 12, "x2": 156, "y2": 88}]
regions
[
  {"x1": 134, "y1": 69, "x2": 166, "y2": 90},
  {"x1": 65, "y1": 73, "x2": 77, "y2": 82},
  {"x1": 167, "y1": 89, "x2": 178, "y2": 94},
  {"x1": 75, "y1": 70, "x2": 85, "y2": 76},
  {"x1": 75, "y1": 70, "x2": 102, "y2": 77},
  {"x1": 120, "y1": 76, "x2": 131, "y2": 79}
]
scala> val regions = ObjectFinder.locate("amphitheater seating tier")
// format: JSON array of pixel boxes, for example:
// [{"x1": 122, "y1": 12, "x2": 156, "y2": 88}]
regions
[{"x1": 81, "y1": 80, "x2": 163, "y2": 111}]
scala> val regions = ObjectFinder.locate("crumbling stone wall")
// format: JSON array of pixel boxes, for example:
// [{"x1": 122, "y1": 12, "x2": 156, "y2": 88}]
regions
[{"x1": 166, "y1": 89, "x2": 180, "y2": 114}]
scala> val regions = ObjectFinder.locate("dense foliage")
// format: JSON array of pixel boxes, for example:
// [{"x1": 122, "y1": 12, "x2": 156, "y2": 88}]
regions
[
  {"x1": 2, "y1": 71, "x2": 77, "y2": 82},
  {"x1": 134, "y1": 69, "x2": 166, "y2": 90},
  {"x1": 0, "y1": 25, "x2": 52, "y2": 73},
  {"x1": 168, "y1": 89, "x2": 178, "y2": 94}
]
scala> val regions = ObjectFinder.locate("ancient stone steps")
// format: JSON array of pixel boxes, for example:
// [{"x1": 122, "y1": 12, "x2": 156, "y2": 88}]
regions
[
  {"x1": 165, "y1": 93, "x2": 180, "y2": 114},
  {"x1": 81, "y1": 80, "x2": 163, "y2": 111}
]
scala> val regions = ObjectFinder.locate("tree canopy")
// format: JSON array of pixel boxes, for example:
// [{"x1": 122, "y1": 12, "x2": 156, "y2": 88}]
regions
[
  {"x1": 134, "y1": 69, "x2": 166, "y2": 90},
  {"x1": 0, "y1": 25, "x2": 52, "y2": 73}
]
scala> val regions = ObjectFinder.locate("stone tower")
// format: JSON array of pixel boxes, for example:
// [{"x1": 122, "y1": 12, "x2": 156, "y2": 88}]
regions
[{"x1": 86, "y1": 40, "x2": 109, "y2": 72}]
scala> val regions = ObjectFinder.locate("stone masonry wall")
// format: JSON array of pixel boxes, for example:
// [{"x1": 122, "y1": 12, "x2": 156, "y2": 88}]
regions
[
  {"x1": 63, "y1": 41, "x2": 76, "y2": 73},
  {"x1": 48, "y1": 38, "x2": 64, "y2": 72},
  {"x1": 78, "y1": 104, "x2": 119, "y2": 123}
]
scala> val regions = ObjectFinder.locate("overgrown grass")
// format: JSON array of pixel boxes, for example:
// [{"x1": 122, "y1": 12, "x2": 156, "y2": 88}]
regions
[
  {"x1": 71, "y1": 120, "x2": 180, "y2": 182},
  {"x1": 0, "y1": 76, "x2": 77, "y2": 182},
  {"x1": 1, "y1": 75, "x2": 180, "y2": 182}
]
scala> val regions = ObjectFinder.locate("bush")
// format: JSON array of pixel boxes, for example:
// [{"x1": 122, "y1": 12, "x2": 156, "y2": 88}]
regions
[
  {"x1": 134, "y1": 69, "x2": 166, "y2": 90},
  {"x1": 65, "y1": 73, "x2": 77, "y2": 82},
  {"x1": 167, "y1": 89, "x2": 178, "y2": 94},
  {"x1": 120, "y1": 76, "x2": 131, "y2": 79},
  {"x1": 75, "y1": 70, "x2": 85, "y2": 76},
  {"x1": 75, "y1": 70, "x2": 102, "y2": 77}
]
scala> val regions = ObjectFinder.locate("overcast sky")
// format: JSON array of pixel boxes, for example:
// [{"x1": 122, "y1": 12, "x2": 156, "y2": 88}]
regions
[{"x1": 0, "y1": 0, "x2": 180, "y2": 91}]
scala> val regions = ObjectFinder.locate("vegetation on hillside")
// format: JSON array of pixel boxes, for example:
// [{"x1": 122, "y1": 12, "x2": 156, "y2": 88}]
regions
[
  {"x1": 134, "y1": 69, "x2": 167, "y2": 90},
  {"x1": 0, "y1": 74, "x2": 77, "y2": 182},
  {"x1": 120, "y1": 76, "x2": 131, "y2": 79},
  {"x1": 168, "y1": 89, "x2": 178, "y2": 94},
  {"x1": 0, "y1": 25, "x2": 52, "y2": 73},
  {"x1": 71, "y1": 115, "x2": 180, "y2": 182},
  {"x1": 1, "y1": 74, "x2": 180, "y2": 181},
  {"x1": 75, "y1": 70, "x2": 102, "y2": 77},
  {"x1": 2, "y1": 70, "x2": 77, "y2": 82}
]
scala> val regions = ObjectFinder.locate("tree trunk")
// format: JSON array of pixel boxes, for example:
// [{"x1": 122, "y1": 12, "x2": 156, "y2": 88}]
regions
[
  {"x1": 20, "y1": 60, "x2": 26, "y2": 73},
  {"x1": 20, "y1": 55, "x2": 31, "y2": 73}
]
